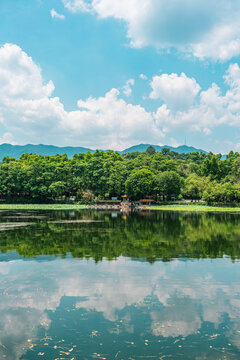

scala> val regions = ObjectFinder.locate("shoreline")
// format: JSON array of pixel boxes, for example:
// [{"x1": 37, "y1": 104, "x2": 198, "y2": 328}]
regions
[
  {"x1": 0, "y1": 203, "x2": 239, "y2": 212},
  {"x1": 149, "y1": 205, "x2": 240, "y2": 212},
  {"x1": 0, "y1": 204, "x2": 87, "y2": 210}
]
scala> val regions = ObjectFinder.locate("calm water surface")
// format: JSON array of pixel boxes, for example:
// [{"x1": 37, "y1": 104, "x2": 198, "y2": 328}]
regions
[{"x1": 0, "y1": 210, "x2": 239, "y2": 359}]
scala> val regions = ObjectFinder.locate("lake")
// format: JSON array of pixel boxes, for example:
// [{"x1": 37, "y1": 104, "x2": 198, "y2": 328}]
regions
[{"x1": 0, "y1": 209, "x2": 239, "y2": 359}]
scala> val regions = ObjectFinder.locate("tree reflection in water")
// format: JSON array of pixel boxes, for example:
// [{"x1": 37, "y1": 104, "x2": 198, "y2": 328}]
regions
[{"x1": 0, "y1": 210, "x2": 239, "y2": 261}]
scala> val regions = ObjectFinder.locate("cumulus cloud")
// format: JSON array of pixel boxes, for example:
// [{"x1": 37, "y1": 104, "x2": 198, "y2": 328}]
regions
[
  {"x1": 2, "y1": 43, "x2": 240, "y2": 150},
  {"x1": 0, "y1": 44, "x2": 62, "y2": 142},
  {"x1": 71, "y1": 87, "x2": 164, "y2": 148},
  {"x1": 139, "y1": 73, "x2": 147, "y2": 80},
  {"x1": 150, "y1": 72, "x2": 201, "y2": 110},
  {"x1": 151, "y1": 64, "x2": 240, "y2": 135},
  {"x1": 51, "y1": 9, "x2": 65, "y2": 20},
  {"x1": 62, "y1": 0, "x2": 240, "y2": 61},
  {"x1": 0, "y1": 44, "x2": 54, "y2": 99},
  {"x1": 122, "y1": 78, "x2": 134, "y2": 97},
  {"x1": 0, "y1": 44, "x2": 163, "y2": 149}
]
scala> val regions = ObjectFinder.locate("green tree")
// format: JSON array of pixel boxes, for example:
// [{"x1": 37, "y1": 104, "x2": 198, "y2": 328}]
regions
[
  {"x1": 161, "y1": 148, "x2": 171, "y2": 156},
  {"x1": 146, "y1": 146, "x2": 156, "y2": 155},
  {"x1": 156, "y1": 171, "x2": 182, "y2": 201},
  {"x1": 108, "y1": 162, "x2": 127, "y2": 197},
  {"x1": 125, "y1": 169, "x2": 155, "y2": 200},
  {"x1": 183, "y1": 174, "x2": 210, "y2": 200},
  {"x1": 49, "y1": 181, "x2": 67, "y2": 199}
]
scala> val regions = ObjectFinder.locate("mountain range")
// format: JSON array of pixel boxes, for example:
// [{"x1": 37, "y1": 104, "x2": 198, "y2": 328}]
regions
[
  {"x1": 0, "y1": 143, "x2": 207, "y2": 161},
  {"x1": 120, "y1": 144, "x2": 207, "y2": 154}
]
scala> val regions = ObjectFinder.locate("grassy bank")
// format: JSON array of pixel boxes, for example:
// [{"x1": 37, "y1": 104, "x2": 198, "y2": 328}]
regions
[
  {"x1": 0, "y1": 204, "x2": 87, "y2": 210},
  {"x1": 149, "y1": 205, "x2": 240, "y2": 212},
  {"x1": 0, "y1": 203, "x2": 240, "y2": 213}
]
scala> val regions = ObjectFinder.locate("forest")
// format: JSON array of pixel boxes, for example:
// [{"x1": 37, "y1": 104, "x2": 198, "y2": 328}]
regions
[{"x1": 0, "y1": 146, "x2": 240, "y2": 203}]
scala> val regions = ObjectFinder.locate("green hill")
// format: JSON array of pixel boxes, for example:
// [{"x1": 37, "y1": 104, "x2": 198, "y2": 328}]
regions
[
  {"x1": 120, "y1": 144, "x2": 207, "y2": 154},
  {"x1": 0, "y1": 143, "x2": 207, "y2": 160},
  {"x1": 0, "y1": 143, "x2": 94, "y2": 160}
]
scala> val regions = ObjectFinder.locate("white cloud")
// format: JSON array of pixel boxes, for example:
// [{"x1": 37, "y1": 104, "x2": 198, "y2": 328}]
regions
[
  {"x1": 62, "y1": 0, "x2": 240, "y2": 61},
  {"x1": 151, "y1": 63, "x2": 240, "y2": 136},
  {"x1": 0, "y1": 44, "x2": 164, "y2": 149},
  {"x1": 70, "y1": 87, "x2": 164, "y2": 148},
  {"x1": 192, "y1": 24, "x2": 240, "y2": 61},
  {"x1": 224, "y1": 63, "x2": 240, "y2": 90},
  {"x1": 139, "y1": 73, "x2": 147, "y2": 80},
  {"x1": 169, "y1": 137, "x2": 180, "y2": 147},
  {"x1": 203, "y1": 127, "x2": 212, "y2": 135},
  {"x1": 150, "y1": 72, "x2": 201, "y2": 110},
  {"x1": 0, "y1": 44, "x2": 62, "y2": 143},
  {"x1": 63, "y1": 0, "x2": 92, "y2": 12},
  {"x1": 2, "y1": 43, "x2": 240, "y2": 150},
  {"x1": 0, "y1": 132, "x2": 15, "y2": 144},
  {"x1": 122, "y1": 78, "x2": 134, "y2": 97},
  {"x1": 51, "y1": 8, "x2": 65, "y2": 20},
  {"x1": 0, "y1": 44, "x2": 54, "y2": 100}
]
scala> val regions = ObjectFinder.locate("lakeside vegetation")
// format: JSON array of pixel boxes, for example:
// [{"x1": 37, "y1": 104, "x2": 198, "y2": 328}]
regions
[
  {"x1": 150, "y1": 205, "x2": 240, "y2": 212},
  {"x1": 0, "y1": 204, "x2": 87, "y2": 210},
  {"x1": 0, "y1": 203, "x2": 240, "y2": 212},
  {"x1": 1, "y1": 146, "x2": 240, "y2": 204}
]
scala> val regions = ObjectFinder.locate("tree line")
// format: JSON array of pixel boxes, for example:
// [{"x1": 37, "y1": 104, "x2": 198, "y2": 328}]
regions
[{"x1": 0, "y1": 146, "x2": 240, "y2": 203}]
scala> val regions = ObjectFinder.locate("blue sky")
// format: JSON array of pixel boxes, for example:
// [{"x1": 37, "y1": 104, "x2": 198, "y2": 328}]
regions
[{"x1": 0, "y1": 0, "x2": 240, "y2": 153}]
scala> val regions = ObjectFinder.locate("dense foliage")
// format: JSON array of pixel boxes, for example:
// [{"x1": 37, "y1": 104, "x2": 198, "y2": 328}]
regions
[{"x1": 0, "y1": 148, "x2": 240, "y2": 203}]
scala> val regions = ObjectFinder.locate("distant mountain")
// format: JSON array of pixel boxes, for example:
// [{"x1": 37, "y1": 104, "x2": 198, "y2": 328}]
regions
[
  {"x1": 0, "y1": 143, "x2": 94, "y2": 160},
  {"x1": 120, "y1": 144, "x2": 207, "y2": 154},
  {"x1": 0, "y1": 143, "x2": 207, "y2": 161}
]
